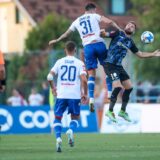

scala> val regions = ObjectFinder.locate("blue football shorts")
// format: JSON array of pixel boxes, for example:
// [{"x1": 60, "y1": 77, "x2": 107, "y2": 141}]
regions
[
  {"x1": 54, "y1": 99, "x2": 81, "y2": 117},
  {"x1": 84, "y1": 42, "x2": 108, "y2": 70}
]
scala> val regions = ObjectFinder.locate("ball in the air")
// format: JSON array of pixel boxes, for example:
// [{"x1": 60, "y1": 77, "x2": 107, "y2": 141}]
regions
[{"x1": 141, "y1": 31, "x2": 154, "y2": 44}]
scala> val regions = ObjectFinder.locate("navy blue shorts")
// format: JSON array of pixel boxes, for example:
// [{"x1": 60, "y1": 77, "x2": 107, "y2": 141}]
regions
[
  {"x1": 84, "y1": 42, "x2": 108, "y2": 70},
  {"x1": 54, "y1": 99, "x2": 81, "y2": 118},
  {"x1": 103, "y1": 63, "x2": 130, "y2": 82}
]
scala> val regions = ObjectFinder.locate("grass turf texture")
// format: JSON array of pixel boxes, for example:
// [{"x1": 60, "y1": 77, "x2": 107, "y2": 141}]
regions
[{"x1": 0, "y1": 133, "x2": 160, "y2": 160}]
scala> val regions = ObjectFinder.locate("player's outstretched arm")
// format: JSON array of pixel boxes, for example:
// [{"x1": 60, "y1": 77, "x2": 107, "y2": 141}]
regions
[
  {"x1": 49, "y1": 29, "x2": 72, "y2": 46},
  {"x1": 100, "y1": 16, "x2": 123, "y2": 31},
  {"x1": 135, "y1": 49, "x2": 160, "y2": 58},
  {"x1": 47, "y1": 71, "x2": 57, "y2": 96}
]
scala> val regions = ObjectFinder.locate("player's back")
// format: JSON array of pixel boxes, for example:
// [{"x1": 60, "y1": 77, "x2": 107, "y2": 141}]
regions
[
  {"x1": 70, "y1": 13, "x2": 104, "y2": 46},
  {"x1": 51, "y1": 56, "x2": 86, "y2": 99}
]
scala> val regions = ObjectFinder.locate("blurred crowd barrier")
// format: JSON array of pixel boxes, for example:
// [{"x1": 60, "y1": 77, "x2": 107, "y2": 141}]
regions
[
  {"x1": 133, "y1": 84, "x2": 160, "y2": 103},
  {"x1": 1, "y1": 82, "x2": 160, "y2": 105}
]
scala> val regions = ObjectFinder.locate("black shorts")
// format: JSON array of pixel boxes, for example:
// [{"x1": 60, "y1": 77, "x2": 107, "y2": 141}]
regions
[{"x1": 103, "y1": 63, "x2": 130, "y2": 82}]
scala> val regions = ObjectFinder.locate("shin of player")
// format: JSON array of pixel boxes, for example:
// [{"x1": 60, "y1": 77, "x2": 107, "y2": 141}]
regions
[{"x1": 47, "y1": 41, "x2": 87, "y2": 152}]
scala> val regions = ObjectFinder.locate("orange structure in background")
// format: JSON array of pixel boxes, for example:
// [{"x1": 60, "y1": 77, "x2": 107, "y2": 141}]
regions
[{"x1": 0, "y1": 51, "x2": 4, "y2": 65}]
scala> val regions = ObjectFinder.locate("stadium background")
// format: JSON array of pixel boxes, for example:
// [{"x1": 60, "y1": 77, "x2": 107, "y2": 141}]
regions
[{"x1": 0, "y1": 0, "x2": 160, "y2": 159}]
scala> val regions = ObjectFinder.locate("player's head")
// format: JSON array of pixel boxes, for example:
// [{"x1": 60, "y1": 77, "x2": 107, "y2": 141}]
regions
[
  {"x1": 124, "y1": 21, "x2": 137, "y2": 35},
  {"x1": 65, "y1": 41, "x2": 76, "y2": 55},
  {"x1": 12, "y1": 89, "x2": 19, "y2": 97},
  {"x1": 85, "y1": 3, "x2": 96, "y2": 13},
  {"x1": 31, "y1": 87, "x2": 37, "y2": 94}
]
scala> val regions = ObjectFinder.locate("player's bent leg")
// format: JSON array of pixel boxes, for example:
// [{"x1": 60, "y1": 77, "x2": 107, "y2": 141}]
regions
[
  {"x1": 121, "y1": 79, "x2": 133, "y2": 90},
  {"x1": 106, "y1": 80, "x2": 122, "y2": 123},
  {"x1": 119, "y1": 79, "x2": 133, "y2": 122},
  {"x1": 53, "y1": 116, "x2": 63, "y2": 152},
  {"x1": 87, "y1": 69, "x2": 96, "y2": 112},
  {"x1": 66, "y1": 115, "x2": 79, "y2": 147},
  {"x1": 109, "y1": 80, "x2": 122, "y2": 112},
  {"x1": 96, "y1": 42, "x2": 112, "y2": 99}
]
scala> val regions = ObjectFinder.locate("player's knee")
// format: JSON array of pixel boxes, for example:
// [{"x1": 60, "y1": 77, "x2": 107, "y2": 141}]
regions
[
  {"x1": 110, "y1": 87, "x2": 122, "y2": 102},
  {"x1": 122, "y1": 88, "x2": 133, "y2": 102}
]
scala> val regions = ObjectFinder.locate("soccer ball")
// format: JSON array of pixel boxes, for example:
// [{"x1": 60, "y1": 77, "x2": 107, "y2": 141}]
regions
[{"x1": 141, "y1": 31, "x2": 154, "y2": 44}]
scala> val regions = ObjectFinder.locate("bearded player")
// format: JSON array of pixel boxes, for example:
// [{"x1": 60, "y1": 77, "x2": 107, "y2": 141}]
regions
[{"x1": 101, "y1": 21, "x2": 160, "y2": 122}]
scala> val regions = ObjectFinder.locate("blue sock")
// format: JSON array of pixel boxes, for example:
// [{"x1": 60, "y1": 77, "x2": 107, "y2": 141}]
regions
[
  {"x1": 106, "y1": 76, "x2": 112, "y2": 92},
  {"x1": 53, "y1": 118, "x2": 62, "y2": 139},
  {"x1": 88, "y1": 76, "x2": 95, "y2": 98},
  {"x1": 69, "y1": 120, "x2": 79, "y2": 132}
]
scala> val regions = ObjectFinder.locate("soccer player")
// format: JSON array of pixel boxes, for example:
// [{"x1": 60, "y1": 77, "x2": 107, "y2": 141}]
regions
[
  {"x1": 101, "y1": 21, "x2": 160, "y2": 122},
  {"x1": 49, "y1": 3, "x2": 121, "y2": 112},
  {"x1": 47, "y1": 41, "x2": 87, "y2": 152},
  {"x1": 0, "y1": 50, "x2": 5, "y2": 92}
]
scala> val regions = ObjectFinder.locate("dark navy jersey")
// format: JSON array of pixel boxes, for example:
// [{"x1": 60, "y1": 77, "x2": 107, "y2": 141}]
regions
[{"x1": 106, "y1": 31, "x2": 139, "y2": 66}]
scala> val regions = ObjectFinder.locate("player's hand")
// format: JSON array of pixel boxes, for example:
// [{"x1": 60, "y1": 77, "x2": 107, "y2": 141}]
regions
[
  {"x1": 51, "y1": 87, "x2": 57, "y2": 96},
  {"x1": 81, "y1": 95, "x2": 88, "y2": 104},
  {"x1": 49, "y1": 39, "x2": 57, "y2": 46},
  {"x1": 154, "y1": 49, "x2": 160, "y2": 57},
  {"x1": 100, "y1": 29, "x2": 107, "y2": 37}
]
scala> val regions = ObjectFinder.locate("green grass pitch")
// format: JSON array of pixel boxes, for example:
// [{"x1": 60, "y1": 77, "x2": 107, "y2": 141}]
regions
[{"x1": 1, "y1": 133, "x2": 160, "y2": 160}]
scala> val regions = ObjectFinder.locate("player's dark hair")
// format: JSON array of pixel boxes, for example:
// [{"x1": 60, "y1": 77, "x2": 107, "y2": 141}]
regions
[
  {"x1": 85, "y1": 3, "x2": 96, "y2": 11},
  {"x1": 65, "y1": 41, "x2": 76, "y2": 53}
]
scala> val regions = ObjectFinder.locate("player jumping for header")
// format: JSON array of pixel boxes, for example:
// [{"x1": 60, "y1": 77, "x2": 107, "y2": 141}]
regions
[
  {"x1": 101, "y1": 21, "x2": 160, "y2": 122},
  {"x1": 49, "y1": 3, "x2": 121, "y2": 112}
]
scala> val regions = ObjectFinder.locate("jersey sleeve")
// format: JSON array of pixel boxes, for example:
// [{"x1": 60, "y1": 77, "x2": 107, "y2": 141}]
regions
[
  {"x1": 79, "y1": 61, "x2": 87, "y2": 75},
  {"x1": 94, "y1": 14, "x2": 101, "y2": 22},
  {"x1": 69, "y1": 21, "x2": 76, "y2": 32},
  {"x1": 130, "y1": 41, "x2": 139, "y2": 54},
  {"x1": 50, "y1": 60, "x2": 59, "y2": 75}
]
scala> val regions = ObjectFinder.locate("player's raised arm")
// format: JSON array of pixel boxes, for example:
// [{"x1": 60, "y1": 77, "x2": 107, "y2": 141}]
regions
[
  {"x1": 135, "y1": 49, "x2": 160, "y2": 58},
  {"x1": 49, "y1": 29, "x2": 72, "y2": 46},
  {"x1": 100, "y1": 29, "x2": 119, "y2": 38},
  {"x1": 100, "y1": 16, "x2": 123, "y2": 31}
]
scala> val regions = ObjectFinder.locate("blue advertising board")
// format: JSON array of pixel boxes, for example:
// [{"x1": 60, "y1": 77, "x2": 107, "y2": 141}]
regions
[{"x1": 0, "y1": 105, "x2": 98, "y2": 134}]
